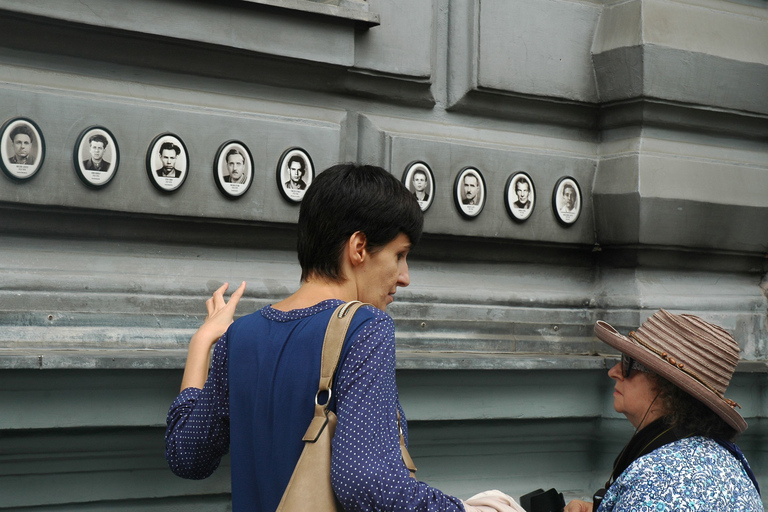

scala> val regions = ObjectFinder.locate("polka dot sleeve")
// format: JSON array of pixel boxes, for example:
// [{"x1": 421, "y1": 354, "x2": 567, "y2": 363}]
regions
[
  {"x1": 164, "y1": 333, "x2": 231, "y2": 480},
  {"x1": 331, "y1": 309, "x2": 465, "y2": 512}
]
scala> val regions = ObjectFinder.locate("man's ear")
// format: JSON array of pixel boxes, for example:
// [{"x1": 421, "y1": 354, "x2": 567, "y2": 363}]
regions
[{"x1": 347, "y1": 231, "x2": 368, "y2": 267}]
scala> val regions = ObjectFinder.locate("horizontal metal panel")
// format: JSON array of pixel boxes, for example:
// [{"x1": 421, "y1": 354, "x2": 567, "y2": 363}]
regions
[{"x1": 1, "y1": 234, "x2": 766, "y2": 359}]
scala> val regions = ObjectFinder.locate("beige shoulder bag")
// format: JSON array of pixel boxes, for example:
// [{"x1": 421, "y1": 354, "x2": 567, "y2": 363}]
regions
[{"x1": 276, "y1": 301, "x2": 416, "y2": 512}]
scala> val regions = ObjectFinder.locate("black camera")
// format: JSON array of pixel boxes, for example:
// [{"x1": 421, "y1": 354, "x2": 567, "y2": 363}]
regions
[{"x1": 519, "y1": 488, "x2": 565, "y2": 512}]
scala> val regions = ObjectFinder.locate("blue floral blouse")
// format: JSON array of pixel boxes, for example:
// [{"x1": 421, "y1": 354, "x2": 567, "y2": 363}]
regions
[{"x1": 599, "y1": 436, "x2": 763, "y2": 511}]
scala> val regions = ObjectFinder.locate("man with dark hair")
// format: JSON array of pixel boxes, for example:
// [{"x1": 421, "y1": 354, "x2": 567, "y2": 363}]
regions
[
  {"x1": 83, "y1": 134, "x2": 111, "y2": 172},
  {"x1": 284, "y1": 155, "x2": 307, "y2": 190},
  {"x1": 8, "y1": 125, "x2": 34, "y2": 165},
  {"x1": 411, "y1": 169, "x2": 429, "y2": 202},
  {"x1": 513, "y1": 179, "x2": 531, "y2": 210},
  {"x1": 223, "y1": 149, "x2": 247, "y2": 184},
  {"x1": 155, "y1": 142, "x2": 182, "y2": 178},
  {"x1": 559, "y1": 183, "x2": 577, "y2": 213},
  {"x1": 461, "y1": 173, "x2": 480, "y2": 205}
]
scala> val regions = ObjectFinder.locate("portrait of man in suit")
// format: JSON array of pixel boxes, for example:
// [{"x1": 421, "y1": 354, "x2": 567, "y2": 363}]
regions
[
  {"x1": 146, "y1": 133, "x2": 188, "y2": 193},
  {"x1": 506, "y1": 172, "x2": 535, "y2": 222},
  {"x1": 559, "y1": 183, "x2": 577, "y2": 213},
  {"x1": 514, "y1": 179, "x2": 531, "y2": 210},
  {"x1": 284, "y1": 155, "x2": 307, "y2": 190},
  {"x1": 553, "y1": 176, "x2": 581, "y2": 225},
  {"x1": 411, "y1": 169, "x2": 430, "y2": 203},
  {"x1": 1, "y1": 118, "x2": 45, "y2": 182},
  {"x1": 223, "y1": 148, "x2": 247, "y2": 184},
  {"x1": 82, "y1": 134, "x2": 111, "y2": 172},
  {"x1": 454, "y1": 167, "x2": 485, "y2": 218},
  {"x1": 277, "y1": 147, "x2": 313, "y2": 203},
  {"x1": 402, "y1": 161, "x2": 434, "y2": 212},
  {"x1": 74, "y1": 127, "x2": 119, "y2": 188},
  {"x1": 461, "y1": 173, "x2": 480, "y2": 206},
  {"x1": 8, "y1": 124, "x2": 35, "y2": 166},
  {"x1": 155, "y1": 142, "x2": 182, "y2": 178}
]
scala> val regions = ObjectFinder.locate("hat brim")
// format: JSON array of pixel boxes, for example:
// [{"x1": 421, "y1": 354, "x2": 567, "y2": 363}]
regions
[{"x1": 595, "y1": 320, "x2": 746, "y2": 434}]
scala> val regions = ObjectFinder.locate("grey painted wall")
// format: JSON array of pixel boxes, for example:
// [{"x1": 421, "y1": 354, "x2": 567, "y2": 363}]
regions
[{"x1": 0, "y1": 0, "x2": 766, "y2": 509}]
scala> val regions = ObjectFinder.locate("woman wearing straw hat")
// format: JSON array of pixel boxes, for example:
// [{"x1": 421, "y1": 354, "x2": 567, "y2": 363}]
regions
[{"x1": 565, "y1": 309, "x2": 763, "y2": 512}]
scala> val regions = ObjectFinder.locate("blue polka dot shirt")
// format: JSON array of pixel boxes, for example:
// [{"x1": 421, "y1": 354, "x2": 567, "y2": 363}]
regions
[{"x1": 165, "y1": 299, "x2": 465, "y2": 512}]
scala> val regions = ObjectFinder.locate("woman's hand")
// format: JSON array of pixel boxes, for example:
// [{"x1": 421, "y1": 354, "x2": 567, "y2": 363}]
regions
[
  {"x1": 180, "y1": 281, "x2": 246, "y2": 391},
  {"x1": 196, "y1": 281, "x2": 247, "y2": 347},
  {"x1": 564, "y1": 499, "x2": 593, "y2": 512}
]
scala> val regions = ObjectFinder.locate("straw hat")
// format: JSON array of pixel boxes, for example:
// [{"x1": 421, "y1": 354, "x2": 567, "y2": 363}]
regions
[{"x1": 594, "y1": 309, "x2": 746, "y2": 433}]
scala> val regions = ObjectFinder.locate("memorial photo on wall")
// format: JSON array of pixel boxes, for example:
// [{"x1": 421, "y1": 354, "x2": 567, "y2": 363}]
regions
[
  {"x1": 146, "y1": 133, "x2": 189, "y2": 193},
  {"x1": 505, "y1": 172, "x2": 535, "y2": 222},
  {"x1": 0, "y1": 117, "x2": 45, "y2": 182},
  {"x1": 74, "y1": 126, "x2": 119, "y2": 188},
  {"x1": 453, "y1": 166, "x2": 486, "y2": 218},
  {"x1": 213, "y1": 140, "x2": 254, "y2": 198},
  {"x1": 402, "y1": 161, "x2": 435, "y2": 212},
  {"x1": 552, "y1": 176, "x2": 582, "y2": 225},
  {"x1": 276, "y1": 147, "x2": 314, "y2": 203}
]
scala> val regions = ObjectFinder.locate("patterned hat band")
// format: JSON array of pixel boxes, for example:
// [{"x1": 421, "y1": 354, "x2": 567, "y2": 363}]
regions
[{"x1": 628, "y1": 331, "x2": 740, "y2": 410}]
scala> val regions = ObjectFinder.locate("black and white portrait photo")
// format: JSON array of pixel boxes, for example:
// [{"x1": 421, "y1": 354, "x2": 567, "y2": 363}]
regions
[
  {"x1": 146, "y1": 133, "x2": 189, "y2": 193},
  {"x1": 401, "y1": 161, "x2": 435, "y2": 212},
  {"x1": 0, "y1": 117, "x2": 45, "y2": 182},
  {"x1": 505, "y1": 172, "x2": 535, "y2": 222},
  {"x1": 214, "y1": 141, "x2": 254, "y2": 198},
  {"x1": 74, "y1": 126, "x2": 119, "y2": 188},
  {"x1": 276, "y1": 147, "x2": 314, "y2": 203},
  {"x1": 552, "y1": 176, "x2": 582, "y2": 225},
  {"x1": 453, "y1": 167, "x2": 486, "y2": 218}
]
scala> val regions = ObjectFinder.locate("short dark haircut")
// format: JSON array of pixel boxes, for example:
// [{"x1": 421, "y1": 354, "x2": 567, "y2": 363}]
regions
[
  {"x1": 297, "y1": 163, "x2": 423, "y2": 283},
  {"x1": 463, "y1": 173, "x2": 478, "y2": 185},
  {"x1": 159, "y1": 142, "x2": 181, "y2": 155},
  {"x1": 9, "y1": 125, "x2": 34, "y2": 143},
  {"x1": 563, "y1": 183, "x2": 575, "y2": 195},
  {"x1": 515, "y1": 179, "x2": 529, "y2": 192},
  {"x1": 226, "y1": 148, "x2": 244, "y2": 162},
  {"x1": 88, "y1": 134, "x2": 108, "y2": 147},
  {"x1": 287, "y1": 155, "x2": 305, "y2": 175},
  {"x1": 651, "y1": 373, "x2": 737, "y2": 441},
  {"x1": 412, "y1": 169, "x2": 427, "y2": 181}
]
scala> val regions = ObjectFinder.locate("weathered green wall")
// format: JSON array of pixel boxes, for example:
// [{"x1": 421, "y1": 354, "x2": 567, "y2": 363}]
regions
[{"x1": 0, "y1": 365, "x2": 765, "y2": 509}]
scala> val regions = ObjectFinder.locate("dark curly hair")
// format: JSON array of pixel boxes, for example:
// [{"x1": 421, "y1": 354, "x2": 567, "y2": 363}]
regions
[{"x1": 651, "y1": 373, "x2": 737, "y2": 441}]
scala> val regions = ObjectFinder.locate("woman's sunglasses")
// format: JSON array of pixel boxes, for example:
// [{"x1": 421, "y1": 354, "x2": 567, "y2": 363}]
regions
[{"x1": 621, "y1": 353, "x2": 651, "y2": 377}]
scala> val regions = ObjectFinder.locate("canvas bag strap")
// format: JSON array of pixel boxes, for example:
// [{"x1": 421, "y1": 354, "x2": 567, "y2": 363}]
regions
[
  {"x1": 303, "y1": 301, "x2": 365, "y2": 442},
  {"x1": 302, "y1": 300, "x2": 418, "y2": 479},
  {"x1": 319, "y1": 301, "x2": 365, "y2": 393},
  {"x1": 397, "y1": 409, "x2": 418, "y2": 477}
]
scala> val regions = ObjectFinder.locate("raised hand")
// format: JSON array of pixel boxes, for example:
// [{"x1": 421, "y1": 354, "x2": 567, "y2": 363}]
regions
[{"x1": 180, "y1": 281, "x2": 246, "y2": 391}]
